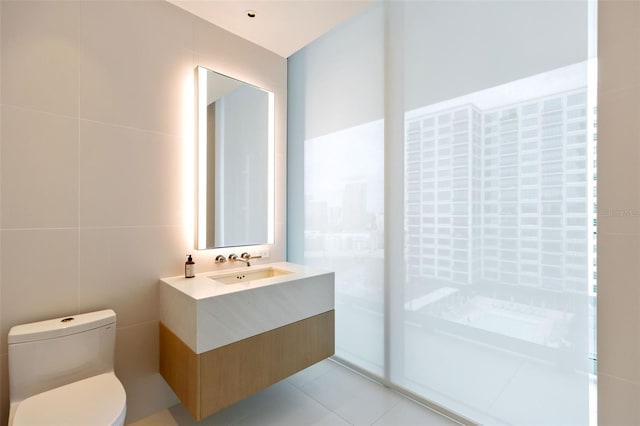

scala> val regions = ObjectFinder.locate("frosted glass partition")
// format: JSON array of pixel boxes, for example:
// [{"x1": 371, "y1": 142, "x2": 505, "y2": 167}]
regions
[
  {"x1": 395, "y1": 2, "x2": 596, "y2": 423},
  {"x1": 287, "y1": 1, "x2": 596, "y2": 424},
  {"x1": 288, "y1": 3, "x2": 385, "y2": 374},
  {"x1": 304, "y1": 121, "x2": 385, "y2": 373},
  {"x1": 401, "y1": 64, "x2": 596, "y2": 424}
]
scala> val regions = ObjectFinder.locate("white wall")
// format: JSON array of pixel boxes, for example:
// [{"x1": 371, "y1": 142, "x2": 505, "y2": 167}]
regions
[{"x1": 0, "y1": 0, "x2": 286, "y2": 423}]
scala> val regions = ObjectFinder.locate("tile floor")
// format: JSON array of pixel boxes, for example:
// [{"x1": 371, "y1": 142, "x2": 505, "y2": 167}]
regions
[{"x1": 131, "y1": 359, "x2": 460, "y2": 426}]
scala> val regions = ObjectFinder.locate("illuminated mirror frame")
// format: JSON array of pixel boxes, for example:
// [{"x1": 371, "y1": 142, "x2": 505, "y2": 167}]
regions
[{"x1": 195, "y1": 66, "x2": 275, "y2": 250}]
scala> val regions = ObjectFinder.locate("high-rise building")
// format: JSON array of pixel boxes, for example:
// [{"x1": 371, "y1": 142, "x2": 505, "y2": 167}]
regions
[
  {"x1": 405, "y1": 88, "x2": 589, "y2": 293},
  {"x1": 406, "y1": 104, "x2": 482, "y2": 285}
]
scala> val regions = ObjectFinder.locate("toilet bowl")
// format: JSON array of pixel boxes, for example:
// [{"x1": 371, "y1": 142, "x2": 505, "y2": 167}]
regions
[{"x1": 8, "y1": 310, "x2": 127, "y2": 426}]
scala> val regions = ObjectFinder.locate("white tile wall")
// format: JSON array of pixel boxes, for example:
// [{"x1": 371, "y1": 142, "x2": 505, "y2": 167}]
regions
[
  {"x1": 597, "y1": 87, "x2": 640, "y2": 235},
  {"x1": 597, "y1": 233, "x2": 640, "y2": 383},
  {"x1": 79, "y1": 2, "x2": 193, "y2": 136},
  {"x1": 1, "y1": 0, "x2": 79, "y2": 116},
  {"x1": 1, "y1": 229, "x2": 80, "y2": 349},
  {"x1": 0, "y1": 0, "x2": 286, "y2": 423},
  {"x1": 598, "y1": 373, "x2": 640, "y2": 426},
  {"x1": 78, "y1": 121, "x2": 183, "y2": 227},
  {"x1": 597, "y1": 0, "x2": 640, "y2": 94},
  {"x1": 1, "y1": 106, "x2": 79, "y2": 228},
  {"x1": 598, "y1": 1, "x2": 640, "y2": 425}
]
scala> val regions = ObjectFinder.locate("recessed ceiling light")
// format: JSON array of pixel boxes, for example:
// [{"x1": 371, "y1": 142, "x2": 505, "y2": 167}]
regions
[{"x1": 246, "y1": 10, "x2": 256, "y2": 18}]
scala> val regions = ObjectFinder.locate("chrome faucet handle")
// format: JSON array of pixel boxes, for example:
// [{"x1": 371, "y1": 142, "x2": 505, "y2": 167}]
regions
[
  {"x1": 241, "y1": 252, "x2": 262, "y2": 260},
  {"x1": 215, "y1": 255, "x2": 227, "y2": 264},
  {"x1": 229, "y1": 253, "x2": 251, "y2": 267}
]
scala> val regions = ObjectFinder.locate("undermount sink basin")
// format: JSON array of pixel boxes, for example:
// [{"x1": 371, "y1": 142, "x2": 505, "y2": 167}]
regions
[{"x1": 208, "y1": 266, "x2": 292, "y2": 285}]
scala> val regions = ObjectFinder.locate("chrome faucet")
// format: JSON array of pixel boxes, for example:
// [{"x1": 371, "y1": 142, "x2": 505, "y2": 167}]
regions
[
  {"x1": 228, "y1": 253, "x2": 250, "y2": 267},
  {"x1": 228, "y1": 252, "x2": 262, "y2": 267}
]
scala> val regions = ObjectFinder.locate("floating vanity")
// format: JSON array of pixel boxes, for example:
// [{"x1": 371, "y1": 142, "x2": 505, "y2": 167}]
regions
[{"x1": 159, "y1": 262, "x2": 335, "y2": 420}]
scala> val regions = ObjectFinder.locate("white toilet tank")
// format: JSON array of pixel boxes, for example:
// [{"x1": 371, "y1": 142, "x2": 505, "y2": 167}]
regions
[{"x1": 8, "y1": 309, "x2": 118, "y2": 404}]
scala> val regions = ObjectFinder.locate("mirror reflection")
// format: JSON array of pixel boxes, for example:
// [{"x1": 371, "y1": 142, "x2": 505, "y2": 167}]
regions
[{"x1": 196, "y1": 66, "x2": 274, "y2": 249}]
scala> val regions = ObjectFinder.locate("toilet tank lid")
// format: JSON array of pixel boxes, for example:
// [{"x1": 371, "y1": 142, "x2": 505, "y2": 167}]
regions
[{"x1": 8, "y1": 309, "x2": 116, "y2": 344}]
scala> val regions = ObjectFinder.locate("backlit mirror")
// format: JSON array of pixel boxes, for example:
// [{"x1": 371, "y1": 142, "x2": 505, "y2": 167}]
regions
[{"x1": 195, "y1": 66, "x2": 274, "y2": 249}]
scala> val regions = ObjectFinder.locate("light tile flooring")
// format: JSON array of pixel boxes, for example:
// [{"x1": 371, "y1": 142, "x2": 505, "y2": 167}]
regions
[{"x1": 131, "y1": 359, "x2": 460, "y2": 426}]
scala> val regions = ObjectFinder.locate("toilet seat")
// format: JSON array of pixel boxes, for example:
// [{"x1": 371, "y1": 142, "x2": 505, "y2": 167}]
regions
[{"x1": 11, "y1": 372, "x2": 126, "y2": 426}]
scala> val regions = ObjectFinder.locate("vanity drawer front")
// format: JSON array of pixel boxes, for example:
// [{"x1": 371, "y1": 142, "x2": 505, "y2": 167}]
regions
[
  {"x1": 160, "y1": 310, "x2": 335, "y2": 421},
  {"x1": 200, "y1": 310, "x2": 335, "y2": 417}
]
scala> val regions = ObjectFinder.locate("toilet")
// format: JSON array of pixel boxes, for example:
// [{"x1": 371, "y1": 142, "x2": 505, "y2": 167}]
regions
[{"x1": 8, "y1": 309, "x2": 127, "y2": 426}]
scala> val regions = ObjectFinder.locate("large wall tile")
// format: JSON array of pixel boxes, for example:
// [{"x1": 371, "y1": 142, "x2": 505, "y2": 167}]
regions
[
  {"x1": 598, "y1": 373, "x2": 640, "y2": 426},
  {"x1": 115, "y1": 321, "x2": 161, "y2": 381},
  {"x1": 597, "y1": 0, "x2": 640, "y2": 424},
  {"x1": 1, "y1": 0, "x2": 79, "y2": 116},
  {"x1": 78, "y1": 227, "x2": 185, "y2": 328},
  {"x1": 116, "y1": 323, "x2": 179, "y2": 422},
  {"x1": 1, "y1": 106, "x2": 78, "y2": 229},
  {"x1": 597, "y1": 233, "x2": 640, "y2": 382},
  {"x1": 0, "y1": 229, "x2": 79, "y2": 355},
  {"x1": 597, "y1": 88, "x2": 640, "y2": 235},
  {"x1": 78, "y1": 120, "x2": 182, "y2": 228},
  {"x1": 0, "y1": 354, "x2": 6, "y2": 425},
  {"x1": 123, "y1": 373, "x2": 179, "y2": 424},
  {"x1": 79, "y1": 1, "x2": 193, "y2": 136},
  {"x1": 598, "y1": 1, "x2": 640, "y2": 93}
]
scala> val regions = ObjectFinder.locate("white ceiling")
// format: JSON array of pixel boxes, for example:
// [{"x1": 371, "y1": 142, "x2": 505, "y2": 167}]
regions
[{"x1": 167, "y1": 0, "x2": 373, "y2": 58}]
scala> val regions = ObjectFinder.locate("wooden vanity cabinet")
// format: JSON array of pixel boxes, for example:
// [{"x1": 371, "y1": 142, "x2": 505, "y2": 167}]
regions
[{"x1": 159, "y1": 310, "x2": 335, "y2": 420}]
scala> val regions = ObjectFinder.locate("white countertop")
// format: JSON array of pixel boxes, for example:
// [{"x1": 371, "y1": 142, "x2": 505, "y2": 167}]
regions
[
  {"x1": 159, "y1": 261, "x2": 335, "y2": 354},
  {"x1": 160, "y1": 262, "x2": 329, "y2": 300}
]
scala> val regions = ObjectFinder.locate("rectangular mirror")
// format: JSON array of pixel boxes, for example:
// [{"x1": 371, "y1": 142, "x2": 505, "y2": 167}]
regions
[{"x1": 195, "y1": 66, "x2": 275, "y2": 249}]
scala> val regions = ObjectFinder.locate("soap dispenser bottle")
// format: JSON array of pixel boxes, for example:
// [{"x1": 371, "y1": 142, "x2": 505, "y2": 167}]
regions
[{"x1": 185, "y1": 254, "x2": 195, "y2": 278}]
